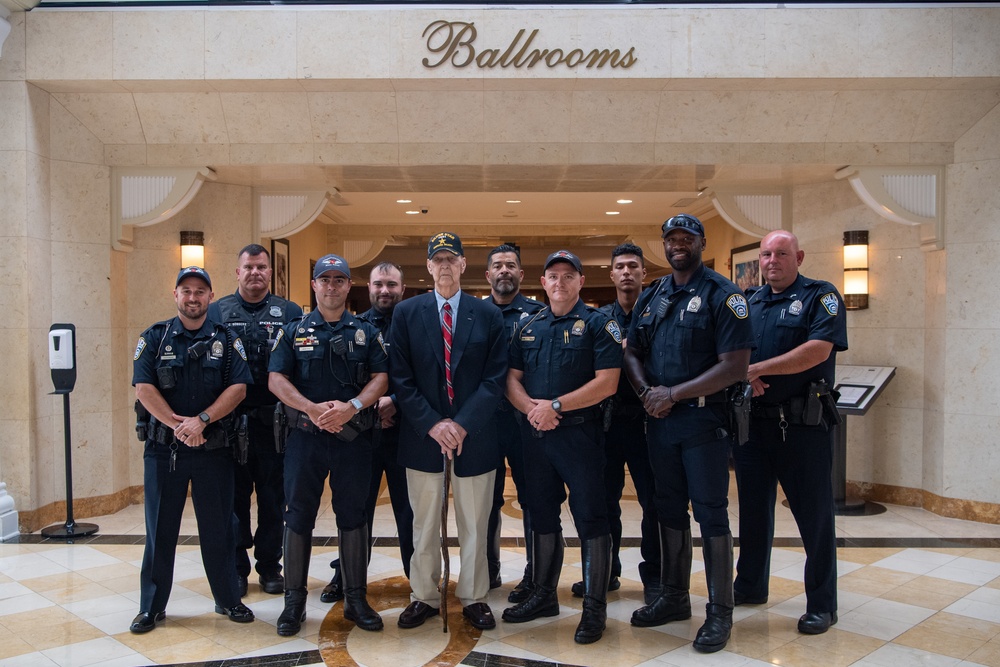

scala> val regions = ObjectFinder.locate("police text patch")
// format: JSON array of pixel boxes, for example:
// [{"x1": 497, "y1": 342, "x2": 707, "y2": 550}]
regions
[
  {"x1": 271, "y1": 328, "x2": 284, "y2": 351},
  {"x1": 726, "y1": 294, "x2": 749, "y2": 319},
  {"x1": 233, "y1": 338, "x2": 248, "y2": 361},
  {"x1": 133, "y1": 337, "x2": 146, "y2": 360},
  {"x1": 820, "y1": 292, "x2": 839, "y2": 316},
  {"x1": 605, "y1": 320, "x2": 623, "y2": 344}
]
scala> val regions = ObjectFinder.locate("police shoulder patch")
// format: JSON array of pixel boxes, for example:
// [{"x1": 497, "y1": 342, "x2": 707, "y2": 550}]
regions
[
  {"x1": 605, "y1": 319, "x2": 623, "y2": 344},
  {"x1": 820, "y1": 292, "x2": 839, "y2": 316},
  {"x1": 133, "y1": 337, "x2": 146, "y2": 361},
  {"x1": 234, "y1": 337, "x2": 248, "y2": 361},
  {"x1": 726, "y1": 294, "x2": 749, "y2": 319},
  {"x1": 271, "y1": 328, "x2": 284, "y2": 351}
]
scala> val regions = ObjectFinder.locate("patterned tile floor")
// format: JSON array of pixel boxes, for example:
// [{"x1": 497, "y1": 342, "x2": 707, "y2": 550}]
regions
[{"x1": 3, "y1": 476, "x2": 1000, "y2": 667}]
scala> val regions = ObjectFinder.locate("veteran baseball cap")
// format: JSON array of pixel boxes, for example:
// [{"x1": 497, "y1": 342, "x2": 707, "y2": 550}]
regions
[
  {"x1": 543, "y1": 250, "x2": 584, "y2": 274},
  {"x1": 313, "y1": 254, "x2": 351, "y2": 280},
  {"x1": 176, "y1": 266, "x2": 212, "y2": 289},
  {"x1": 661, "y1": 213, "x2": 705, "y2": 238},
  {"x1": 427, "y1": 232, "x2": 464, "y2": 258}
]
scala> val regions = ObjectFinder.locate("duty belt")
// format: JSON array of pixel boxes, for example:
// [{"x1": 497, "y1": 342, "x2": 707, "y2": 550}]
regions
[
  {"x1": 244, "y1": 405, "x2": 277, "y2": 424},
  {"x1": 751, "y1": 402, "x2": 807, "y2": 424},
  {"x1": 146, "y1": 417, "x2": 176, "y2": 445},
  {"x1": 560, "y1": 407, "x2": 602, "y2": 425},
  {"x1": 147, "y1": 416, "x2": 228, "y2": 448},
  {"x1": 679, "y1": 390, "x2": 728, "y2": 408},
  {"x1": 280, "y1": 404, "x2": 376, "y2": 435}
]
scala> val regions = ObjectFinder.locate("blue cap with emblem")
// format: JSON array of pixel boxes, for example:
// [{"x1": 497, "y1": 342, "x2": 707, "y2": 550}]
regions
[
  {"x1": 427, "y1": 232, "x2": 464, "y2": 258},
  {"x1": 176, "y1": 266, "x2": 212, "y2": 289},
  {"x1": 661, "y1": 213, "x2": 705, "y2": 238},
  {"x1": 543, "y1": 249, "x2": 584, "y2": 274},
  {"x1": 313, "y1": 254, "x2": 351, "y2": 280}
]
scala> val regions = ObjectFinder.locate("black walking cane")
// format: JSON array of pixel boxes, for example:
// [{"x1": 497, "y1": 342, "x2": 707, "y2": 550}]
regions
[{"x1": 440, "y1": 453, "x2": 452, "y2": 632}]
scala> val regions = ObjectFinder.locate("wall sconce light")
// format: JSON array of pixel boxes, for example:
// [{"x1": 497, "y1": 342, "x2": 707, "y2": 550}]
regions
[
  {"x1": 180, "y1": 231, "x2": 205, "y2": 267},
  {"x1": 843, "y1": 230, "x2": 869, "y2": 310}
]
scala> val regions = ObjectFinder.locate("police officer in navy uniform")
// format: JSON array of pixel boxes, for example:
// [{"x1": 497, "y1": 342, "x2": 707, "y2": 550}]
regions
[
  {"x1": 268, "y1": 254, "x2": 388, "y2": 636},
  {"x1": 484, "y1": 244, "x2": 544, "y2": 602},
  {"x1": 732, "y1": 230, "x2": 847, "y2": 635},
  {"x1": 625, "y1": 214, "x2": 753, "y2": 654},
  {"x1": 570, "y1": 242, "x2": 661, "y2": 604},
  {"x1": 209, "y1": 244, "x2": 303, "y2": 597},
  {"x1": 503, "y1": 250, "x2": 621, "y2": 645},
  {"x1": 321, "y1": 261, "x2": 414, "y2": 603},
  {"x1": 130, "y1": 266, "x2": 255, "y2": 633}
]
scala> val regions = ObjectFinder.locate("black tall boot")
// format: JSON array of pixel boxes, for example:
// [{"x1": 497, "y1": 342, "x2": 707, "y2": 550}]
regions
[
  {"x1": 502, "y1": 531, "x2": 563, "y2": 623},
  {"x1": 508, "y1": 511, "x2": 534, "y2": 603},
  {"x1": 631, "y1": 525, "x2": 692, "y2": 627},
  {"x1": 321, "y1": 558, "x2": 343, "y2": 603},
  {"x1": 574, "y1": 534, "x2": 611, "y2": 644},
  {"x1": 276, "y1": 528, "x2": 310, "y2": 637},
  {"x1": 693, "y1": 533, "x2": 734, "y2": 653},
  {"x1": 341, "y1": 527, "x2": 383, "y2": 632},
  {"x1": 487, "y1": 509, "x2": 502, "y2": 589}
]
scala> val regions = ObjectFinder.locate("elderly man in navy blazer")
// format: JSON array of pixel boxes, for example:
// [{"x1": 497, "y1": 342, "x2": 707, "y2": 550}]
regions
[{"x1": 389, "y1": 232, "x2": 508, "y2": 631}]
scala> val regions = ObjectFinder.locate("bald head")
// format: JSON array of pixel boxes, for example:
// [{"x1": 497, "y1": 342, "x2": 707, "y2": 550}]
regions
[{"x1": 759, "y1": 230, "x2": 804, "y2": 293}]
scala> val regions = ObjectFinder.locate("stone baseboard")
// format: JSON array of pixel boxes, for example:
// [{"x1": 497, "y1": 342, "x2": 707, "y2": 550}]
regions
[
  {"x1": 849, "y1": 482, "x2": 1000, "y2": 525},
  {"x1": 17, "y1": 486, "x2": 144, "y2": 534}
]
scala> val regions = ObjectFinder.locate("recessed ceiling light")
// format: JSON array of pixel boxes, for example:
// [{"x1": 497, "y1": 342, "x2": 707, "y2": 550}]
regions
[
  {"x1": 396, "y1": 199, "x2": 412, "y2": 203},
  {"x1": 405, "y1": 210, "x2": 420, "y2": 215},
  {"x1": 600, "y1": 265, "x2": 609, "y2": 269},
  {"x1": 606, "y1": 211, "x2": 620, "y2": 215},
  {"x1": 617, "y1": 199, "x2": 632, "y2": 204},
  {"x1": 506, "y1": 200, "x2": 521, "y2": 204}
]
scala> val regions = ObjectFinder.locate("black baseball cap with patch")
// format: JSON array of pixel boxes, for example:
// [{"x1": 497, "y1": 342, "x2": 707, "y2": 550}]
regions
[
  {"x1": 313, "y1": 254, "x2": 351, "y2": 280},
  {"x1": 427, "y1": 232, "x2": 464, "y2": 258},
  {"x1": 176, "y1": 266, "x2": 212, "y2": 289},
  {"x1": 661, "y1": 213, "x2": 705, "y2": 238},
  {"x1": 543, "y1": 250, "x2": 584, "y2": 274}
]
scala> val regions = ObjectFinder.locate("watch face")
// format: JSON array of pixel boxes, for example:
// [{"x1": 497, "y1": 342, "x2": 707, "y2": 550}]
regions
[{"x1": 199, "y1": 412, "x2": 210, "y2": 423}]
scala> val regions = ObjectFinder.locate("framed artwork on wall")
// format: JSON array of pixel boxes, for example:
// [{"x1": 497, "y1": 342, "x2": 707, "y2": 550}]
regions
[
  {"x1": 731, "y1": 242, "x2": 762, "y2": 291},
  {"x1": 272, "y1": 238, "x2": 290, "y2": 300}
]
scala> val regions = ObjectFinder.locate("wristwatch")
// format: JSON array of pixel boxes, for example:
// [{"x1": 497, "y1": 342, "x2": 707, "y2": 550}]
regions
[
  {"x1": 637, "y1": 385, "x2": 650, "y2": 398},
  {"x1": 551, "y1": 399, "x2": 562, "y2": 414},
  {"x1": 349, "y1": 398, "x2": 364, "y2": 411},
  {"x1": 198, "y1": 412, "x2": 211, "y2": 424}
]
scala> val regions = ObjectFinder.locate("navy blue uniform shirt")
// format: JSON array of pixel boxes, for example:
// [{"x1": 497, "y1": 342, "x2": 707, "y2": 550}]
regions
[
  {"x1": 132, "y1": 317, "x2": 253, "y2": 417},
  {"x1": 600, "y1": 299, "x2": 642, "y2": 406},
  {"x1": 629, "y1": 264, "x2": 755, "y2": 388},
  {"x1": 491, "y1": 292, "x2": 544, "y2": 344},
  {"x1": 510, "y1": 298, "x2": 623, "y2": 400},
  {"x1": 269, "y1": 309, "x2": 388, "y2": 404},
  {"x1": 747, "y1": 273, "x2": 848, "y2": 404}
]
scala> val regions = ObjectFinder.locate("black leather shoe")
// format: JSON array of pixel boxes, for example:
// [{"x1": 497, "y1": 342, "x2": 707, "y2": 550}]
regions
[
  {"x1": 571, "y1": 576, "x2": 619, "y2": 598},
  {"x1": 734, "y1": 590, "x2": 768, "y2": 606},
  {"x1": 508, "y1": 575, "x2": 534, "y2": 604},
  {"x1": 321, "y1": 575, "x2": 343, "y2": 603},
  {"x1": 259, "y1": 572, "x2": 284, "y2": 595},
  {"x1": 129, "y1": 611, "x2": 165, "y2": 634},
  {"x1": 215, "y1": 603, "x2": 255, "y2": 623},
  {"x1": 489, "y1": 574, "x2": 502, "y2": 590},
  {"x1": 798, "y1": 611, "x2": 837, "y2": 634},
  {"x1": 463, "y1": 602, "x2": 496, "y2": 630},
  {"x1": 398, "y1": 601, "x2": 439, "y2": 629},
  {"x1": 237, "y1": 576, "x2": 248, "y2": 598}
]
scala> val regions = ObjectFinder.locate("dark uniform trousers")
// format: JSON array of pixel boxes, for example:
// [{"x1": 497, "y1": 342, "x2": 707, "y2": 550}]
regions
[
  {"x1": 646, "y1": 405, "x2": 731, "y2": 539},
  {"x1": 489, "y1": 404, "x2": 530, "y2": 543},
  {"x1": 522, "y1": 417, "x2": 610, "y2": 541},
  {"x1": 141, "y1": 442, "x2": 241, "y2": 613},
  {"x1": 363, "y1": 424, "x2": 413, "y2": 576},
  {"x1": 284, "y1": 429, "x2": 372, "y2": 536},
  {"x1": 604, "y1": 409, "x2": 660, "y2": 583},
  {"x1": 732, "y1": 418, "x2": 837, "y2": 613},
  {"x1": 234, "y1": 414, "x2": 284, "y2": 577}
]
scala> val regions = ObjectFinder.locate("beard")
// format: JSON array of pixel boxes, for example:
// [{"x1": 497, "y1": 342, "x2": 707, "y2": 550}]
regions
[{"x1": 491, "y1": 276, "x2": 519, "y2": 297}]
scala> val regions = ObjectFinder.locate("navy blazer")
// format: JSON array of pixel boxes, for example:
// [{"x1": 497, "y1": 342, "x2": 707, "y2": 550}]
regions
[{"x1": 389, "y1": 290, "x2": 507, "y2": 477}]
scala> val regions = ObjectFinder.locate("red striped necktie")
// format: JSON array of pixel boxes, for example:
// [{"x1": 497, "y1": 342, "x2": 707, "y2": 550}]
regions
[{"x1": 443, "y1": 302, "x2": 454, "y2": 405}]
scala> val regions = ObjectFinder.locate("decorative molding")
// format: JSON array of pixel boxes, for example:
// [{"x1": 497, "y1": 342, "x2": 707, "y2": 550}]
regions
[
  {"x1": 340, "y1": 239, "x2": 388, "y2": 267},
  {"x1": 636, "y1": 238, "x2": 670, "y2": 269},
  {"x1": 110, "y1": 167, "x2": 215, "y2": 252},
  {"x1": 0, "y1": 10, "x2": 11, "y2": 59},
  {"x1": 706, "y1": 188, "x2": 790, "y2": 239},
  {"x1": 848, "y1": 481, "x2": 1000, "y2": 526},
  {"x1": 254, "y1": 189, "x2": 331, "y2": 240},
  {"x1": 836, "y1": 165, "x2": 945, "y2": 251}
]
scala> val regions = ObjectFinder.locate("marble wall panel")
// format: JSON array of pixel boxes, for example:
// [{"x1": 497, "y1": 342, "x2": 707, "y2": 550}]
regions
[
  {"x1": 839, "y1": 327, "x2": 924, "y2": 412},
  {"x1": 946, "y1": 161, "x2": 1000, "y2": 246},
  {"x1": 145, "y1": 143, "x2": 231, "y2": 166},
  {"x1": 0, "y1": 419, "x2": 30, "y2": 505},
  {"x1": 738, "y1": 143, "x2": 826, "y2": 164},
  {"x1": 921, "y1": 326, "x2": 946, "y2": 494},
  {"x1": 49, "y1": 161, "x2": 110, "y2": 246},
  {"x1": 907, "y1": 143, "x2": 953, "y2": 166},
  {"x1": 314, "y1": 143, "x2": 398, "y2": 165},
  {"x1": 49, "y1": 240, "x2": 112, "y2": 331},
  {"x1": 869, "y1": 406, "x2": 925, "y2": 492},
  {"x1": 0, "y1": 82, "x2": 26, "y2": 151},
  {"x1": 654, "y1": 91, "x2": 747, "y2": 143},
  {"x1": 307, "y1": 92, "x2": 399, "y2": 144},
  {"x1": 25, "y1": 12, "x2": 113, "y2": 81},
  {"x1": 113, "y1": 12, "x2": 204, "y2": 81},
  {"x1": 0, "y1": 11, "x2": 26, "y2": 81},
  {"x1": 954, "y1": 104, "x2": 1000, "y2": 165},
  {"x1": 221, "y1": 92, "x2": 312, "y2": 144},
  {"x1": 396, "y1": 91, "x2": 484, "y2": 144},
  {"x1": 397, "y1": 142, "x2": 484, "y2": 166},
  {"x1": 952, "y1": 8, "x2": 1000, "y2": 77},
  {"x1": 205, "y1": 11, "x2": 296, "y2": 80},
  {"x1": 942, "y1": 413, "x2": 1000, "y2": 505},
  {"x1": 943, "y1": 241, "x2": 1000, "y2": 328},
  {"x1": 229, "y1": 144, "x2": 313, "y2": 165},
  {"x1": 568, "y1": 142, "x2": 654, "y2": 166},
  {"x1": 50, "y1": 93, "x2": 146, "y2": 145},
  {"x1": 821, "y1": 143, "x2": 912, "y2": 167},
  {"x1": 26, "y1": 236, "x2": 52, "y2": 333},
  {"x1": 484, "y1": 90, "x2": 572, "y2": 143},
  {"x1": 297, "y1": 10, "x2": 401, "y2": 80},
  {"x1": 942, "y1": 328, "x2": 1000, "y2": 418},
  {"x1": 911, "y1": 90, "x2": 1000, "y2": 143},
  {"x1": 483, "y1": 143, "x2": 571, "y2": 165},
  {"x1": 857, "y1": 8, "x2": 952, "y2": 78},
  {"x1": 825, "y1": 91, "x2": 928, "y2": 143},
  {"x1": 763, "y1": 9, "x2": 859, "y2": 78},
  {"x1": 669, "y1": 10, "x2": 766, "y2": 78},
  {"x1": 132, "y1": 92, "x2": 228, "y2": 145},
  {"x1": 568, "y1": 91, "x2": 658, "y2": 144},
  {"x1": 0, "y1": 323, "x2": 29, "y2": 414},
  {"x1": 26, "y1": 84, "x2": 49, "y2": 159},
  {"x1": 105, "y1": 144, "x2": 147, "y2": 166},
  {"x1": 0, "y1": 150, "x2": 27, "y2": 238},
  {"x1": 49, "y1": 100, "x2": 103, "y2": 165},
  {"x1": 654, "y1": 142, "x2": 741, "y2": 166},
  {"x1": 61, "y1": 410, "x2": 115, "y2": 498},
  {"x1": 862, "y1": 245, "x2": 926, "y2": 330},
  {"x1": 742, "y1": 91, "x2": 838, "y2": 143}
]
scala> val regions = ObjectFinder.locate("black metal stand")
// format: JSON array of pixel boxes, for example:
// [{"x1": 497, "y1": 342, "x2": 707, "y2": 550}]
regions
[
  {"x1": 832, "y1": 418, "x2": 886, "y2": 516},
  {"x1": 41, "y1": 393, "x2": 99, "y2": 540}
]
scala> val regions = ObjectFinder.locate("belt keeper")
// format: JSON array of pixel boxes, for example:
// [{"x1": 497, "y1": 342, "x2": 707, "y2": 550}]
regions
[{"x1": 697, "y1": 396, "x2": 706, "y2": 408}]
